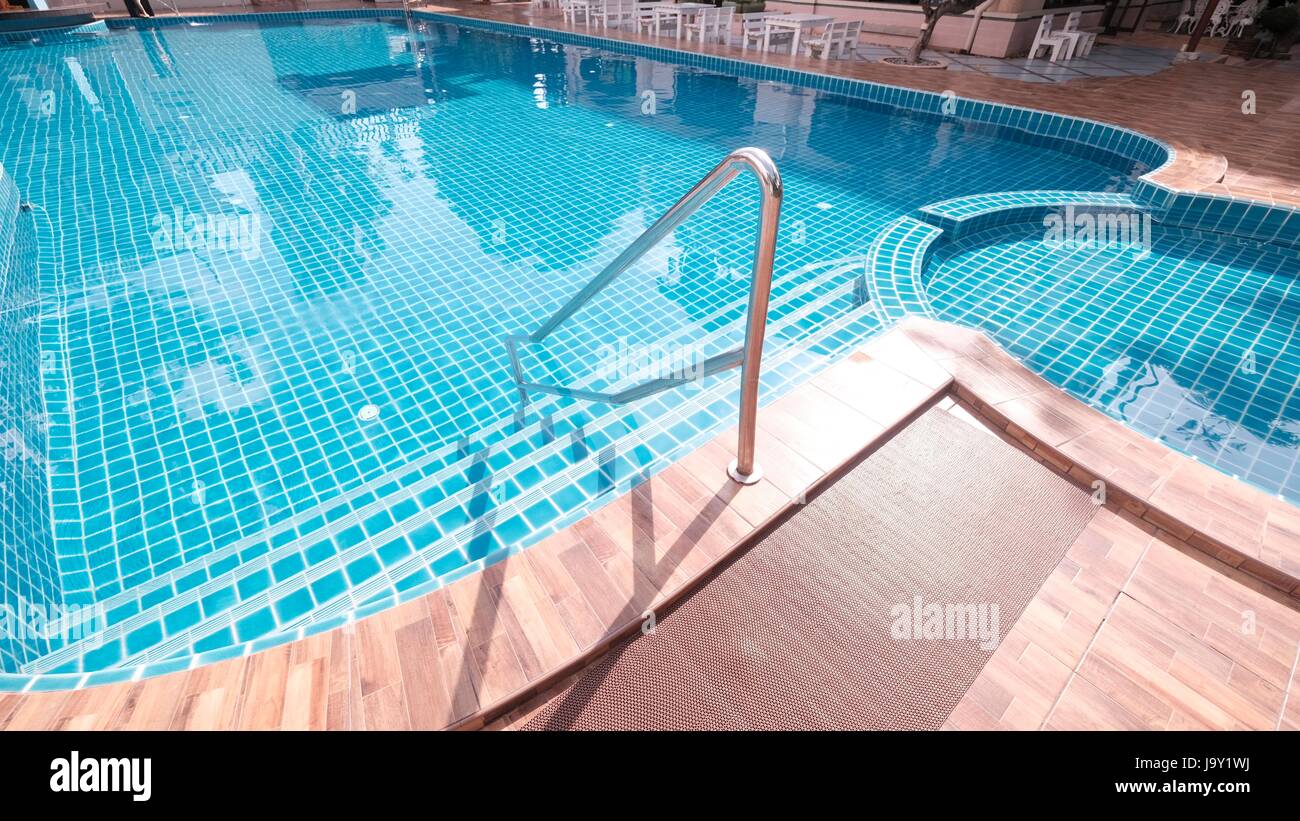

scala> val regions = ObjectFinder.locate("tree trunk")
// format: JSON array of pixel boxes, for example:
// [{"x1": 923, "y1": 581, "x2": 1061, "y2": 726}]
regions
[
  {"x1": 904, "y1": 0, "x2": 980, "y2": 64},
  {"x1": 906, "y1": 8, "x2": 945, "y2": 63}
]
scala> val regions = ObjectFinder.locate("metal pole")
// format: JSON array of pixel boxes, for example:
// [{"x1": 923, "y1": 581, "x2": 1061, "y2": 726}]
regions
[
  {"x1": 1184, "y1": 0, "x2": 1223, "y2": 54},
  {"x1": 509, "y1": 148, "x2": 783, "y2": 486},
  {"x1": 531, "y1": 165, "x2": 739, "y2": 343},
  {"x1": 726, "y1": 148, "x2": 782, "y2": 486}
]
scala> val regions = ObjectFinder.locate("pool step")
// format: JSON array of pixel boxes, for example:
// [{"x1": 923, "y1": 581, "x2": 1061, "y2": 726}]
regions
[
  {"x1": 146, "y1": 282, "x2": 883, "y2": 668},
  {"x1": 35, "y1": 254, "x2": 855, "y2": 645},
  {"x1": 304, "y1": 290, "x2": 884, "y2": 626},
  {"x1": 26, "y1": 257, "x2": 879, "y2": 675},
  {"x1": 33, "y1": 268, "x2": 874, "y2": 673}
]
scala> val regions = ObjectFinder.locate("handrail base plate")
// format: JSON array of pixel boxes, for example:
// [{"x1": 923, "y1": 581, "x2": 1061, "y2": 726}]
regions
[{"x1": 726, "y1": 459, "x2": 763, "y2": 485}]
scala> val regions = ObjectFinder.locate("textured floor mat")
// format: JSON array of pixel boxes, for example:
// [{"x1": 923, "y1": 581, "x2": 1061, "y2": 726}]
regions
[{"x1": 522, "y1": 408, "x2": 1096, "y2": 730}]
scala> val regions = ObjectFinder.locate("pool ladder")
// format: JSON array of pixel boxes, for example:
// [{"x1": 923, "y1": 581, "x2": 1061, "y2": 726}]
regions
[{"x1": 506, "y1": 147, "x2": 783, "y2": 484}]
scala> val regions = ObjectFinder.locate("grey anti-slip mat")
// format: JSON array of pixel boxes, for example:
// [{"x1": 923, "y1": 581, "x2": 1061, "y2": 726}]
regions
[{"x1": 523, "y1": 407, "x2": 1096, "y2": 730}]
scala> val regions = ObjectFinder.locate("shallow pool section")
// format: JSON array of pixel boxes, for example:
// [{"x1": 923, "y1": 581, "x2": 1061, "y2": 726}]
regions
[
  {"x1": 926, "y1": 222, "x2": 1300, "y2": 502},
  {"x1": 0, "y1": 11, "x2": 1169, "y2": 684}
]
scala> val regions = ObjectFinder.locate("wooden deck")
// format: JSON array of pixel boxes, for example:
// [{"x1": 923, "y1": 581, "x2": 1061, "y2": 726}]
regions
[
  {"x1": 949, "y1": 504, "x2": 1300, "y2": 730},
  {"x1": 499, "y1": 421, "x2": 1300, "y2": 731},
  {"x1": 4, "y1": 321, "x2": 1298, "y2": 730}
]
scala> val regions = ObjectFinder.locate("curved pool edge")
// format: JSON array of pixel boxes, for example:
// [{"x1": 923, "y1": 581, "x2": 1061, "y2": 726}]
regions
[
  {"x1": 865, "y1": 189, "x2": 1300, "y2": 523},
  {"x1": 1, "y1": 341, "x2": 954, "y2": 718},
  {"x1": 101, "y1": 9, "x2": 1300, "y2": 249},
  {"x1": 101, "y1": 9, "x2": 1173, "y2": 178},
  {"x1": 421, "y1": 5, "x2": 1299, "y2": 247},
  {"x1": 1, "y1": 7, "x2": 1293, "y2": 695},
  {"x1": 6, "y1": 319, "x2": 1297, "y2": 726}
]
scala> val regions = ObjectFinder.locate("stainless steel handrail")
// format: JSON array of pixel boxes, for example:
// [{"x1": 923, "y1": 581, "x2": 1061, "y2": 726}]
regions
[{"x1": 505, "y1": 147, "x2": 782, "y2": 484}]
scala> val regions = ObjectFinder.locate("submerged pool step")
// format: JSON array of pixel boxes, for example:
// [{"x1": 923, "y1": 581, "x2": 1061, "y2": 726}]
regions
[
  {"x1": 305, "y1": 279, "x2": 880, "y2": 615},
  {"x1": 137, "y1": 281, "x2": 883, "y2": 670},
  {"x1": 26, "y1": 258, "x2": 875, "y2": 675},
  {"x1": 132, "y1": 275, "x2": 876, "y2": 667},
  {"x1": 36, "y1": 276, "x2": 873, "y2": 674},
  {"x1": 33, "y1": 255, "x2": 857, "y2": 648}
]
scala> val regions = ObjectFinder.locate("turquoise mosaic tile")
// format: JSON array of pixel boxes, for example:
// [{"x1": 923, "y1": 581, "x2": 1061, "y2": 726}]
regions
[
  {"x1": 10, "y1": 9, "x2": 1290, "y2": 691},
  {"x1": 0, "y1": 170, "x2": 62, "y2": 672},
  {"x1": 918, "y1": 190, "x2": 1142, "y2": 239},
  {"x1": 1133, "y1": 181, "x2": 1300, "y2": 250},
  {"x1": 925, "y1": 218, "x2": 1300, "y2": 504},
  {"x1": 864, "y1": 217, "x2": 943, "y2": 321}
]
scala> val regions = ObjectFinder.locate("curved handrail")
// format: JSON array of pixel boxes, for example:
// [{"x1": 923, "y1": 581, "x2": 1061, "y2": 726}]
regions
[{"x1": 505, "y1": 147, "x2": 782, "y2": 484}]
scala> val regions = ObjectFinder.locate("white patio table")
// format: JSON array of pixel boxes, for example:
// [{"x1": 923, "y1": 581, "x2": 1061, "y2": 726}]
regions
[
  {"x1": 650, "y1": 2, "x2": 714, "y2": 41},
  {"x1": 762, "y1": 13, "x2": 835, "y2": 55}
]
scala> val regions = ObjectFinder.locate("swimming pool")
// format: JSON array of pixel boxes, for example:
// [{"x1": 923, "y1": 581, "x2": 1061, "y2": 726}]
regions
[
  {"x1": 927, "y1": 220, "x2": 1300, "y2": 503},
  {"x1": 5, "y1": 9, "x2": 1283, "y2": 687}
]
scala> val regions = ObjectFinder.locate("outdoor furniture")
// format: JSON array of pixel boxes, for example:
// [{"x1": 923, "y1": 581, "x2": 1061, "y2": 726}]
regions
[
  {"x1": 1027, "y1": 14, "x2": 1074, "y2": 62},
  {"x1": 739, "y1": 11, "x2": 789, "y2": 51},
  {"x1": 561, "y1": 0, "x2": 598, "y2": 25},
  {"x1": 1058, "y1": 11, "x2": 1097, "y2": 58},
  {"x1": 801, "y1": 19, "x2": 863, "y2": 61},
  {"x1": 1224, "y1": 0, "x2": 1262, "y2": 36},
  {"x1": 634, "y1": 1, "x2": 659, "y2": 33},
  {"x1": 594, "y1": 0, "x2": 639, "y2": 30},
  {"x1": 684, "y1": 5, "x2": 735, "y2": 44},
  {"x1": 1173, "y1": 0, "x2": 1207, "y2": 32},
  {"x1": 1207, "y1": 0, "x2": 1230, "y2": 35},
  {"x1": 649, "y1": 2, "x2": 713, "y2": 41},
  {"x1": 761, "y1": 12, "x2": 835, "y2": 55}
]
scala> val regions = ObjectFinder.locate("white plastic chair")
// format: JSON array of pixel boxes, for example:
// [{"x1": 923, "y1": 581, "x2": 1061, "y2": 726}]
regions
[
  {"x1": 560, "y1": 0, "x2": 591, "y2": 25},
  {"x1": 739, "y1": 11, "x2": 788, "y2": 51},
  {"x1": 714, "y1": 5, "x2": 736, "y2": 43},
  {"x1": 1225, "y1": 0, "x2": 1261, "y2": 36},
  {"x1": 802, "y1": 20, "x2": 863, "y2": 61},
  {"x1": 1173, "y1": 0, "x2": 1206, "y2": 33},
  {"x1": 1207, "y1": 0, "x2": 1230, "y2": 36},
  {"x1": 1028, "y1": 14, "x2": 1073, "y2": 62},
  {"x1": 684, "y1": 6, "x2": 735, "y2": 44},
  {"x1": 640, "y1": 4, "x2": 679, "y2": 36},
  {"x1": 1059, "y1": 11, "x2": 1097, "y2": 58},
  {"x1": 634, "y1": 2, "x2": 659, "y2": 33}
]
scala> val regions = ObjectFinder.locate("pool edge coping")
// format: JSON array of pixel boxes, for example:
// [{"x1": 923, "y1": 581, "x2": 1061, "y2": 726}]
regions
[
  {"x1": 97, "y1": 9, "x2": 1300, "y2": 245},
  {"x1": 2, "y1": 322, "x2": 1297, "y2": 718},
  {"x1": 1, "y1": 8, "x2": 1297, "y2": 697},
  {"x1": 467, "y1": 319, "x2": 1300, "y2": 730}
]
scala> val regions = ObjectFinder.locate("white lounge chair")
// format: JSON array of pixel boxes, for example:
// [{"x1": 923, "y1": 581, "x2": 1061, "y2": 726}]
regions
[
  {"x1": 684, "y1": 6, "x2": 735, "y2": 44},
  {"x1": 802, "y1": 20, "x2": 863, "y2": 61},
  {"x1": 1058, "y1": 11, "x2": 1097, "y2": 58},
  {"x1": 1028, "y1": 14, "x2": 1074, "y2": 62}
]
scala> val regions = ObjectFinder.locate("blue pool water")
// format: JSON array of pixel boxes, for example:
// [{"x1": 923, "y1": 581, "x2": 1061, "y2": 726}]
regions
[
  {"x1": 6, "y1": 11, "x2": 1278, "y2": 682},
  {"x1": 927, "y1": 223, "x2": 1300, "y2": 502}
]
